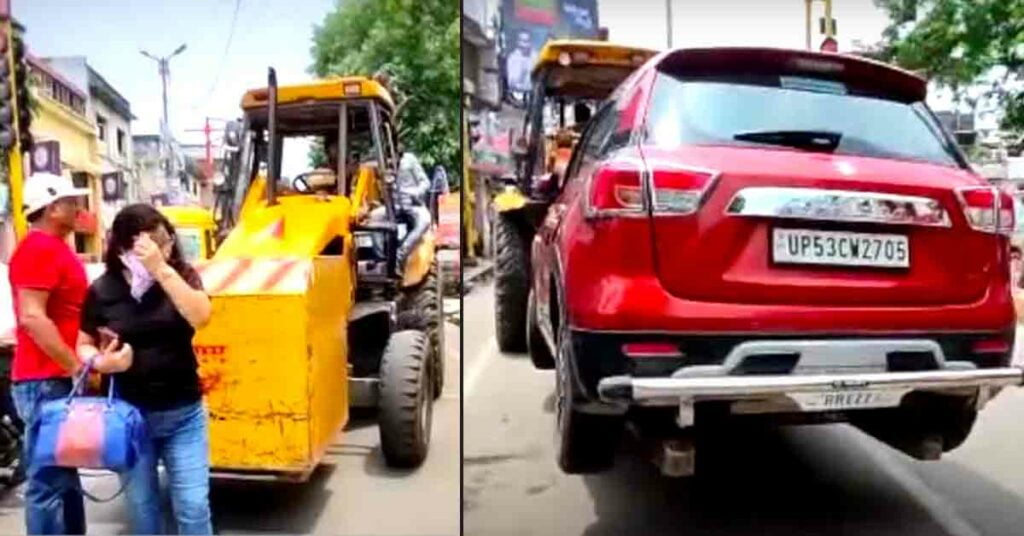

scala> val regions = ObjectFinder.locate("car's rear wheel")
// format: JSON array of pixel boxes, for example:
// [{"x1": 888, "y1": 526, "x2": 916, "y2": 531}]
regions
[
  {"x1": 494, "y1": 214, "x2": 529, "y2": 353},
  {"x1": 554, "y1": 323, "x2": 622, "y2": 474},
  {"x1": 527, "y1": 290, "x2": 554, "y2": 369}
]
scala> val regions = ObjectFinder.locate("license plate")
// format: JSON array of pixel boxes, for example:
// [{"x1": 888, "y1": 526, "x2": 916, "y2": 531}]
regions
[
  {"x1": 773, "y1": 228, "x2": 909, "y2": 268},
  {"x1": 789, "y1": 389, "x2": 906, "y2": 411}
]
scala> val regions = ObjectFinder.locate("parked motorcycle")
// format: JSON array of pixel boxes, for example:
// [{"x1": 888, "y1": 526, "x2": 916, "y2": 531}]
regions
[{"x1": 0, "y1": 346, "x2": 25, "y2": 488}]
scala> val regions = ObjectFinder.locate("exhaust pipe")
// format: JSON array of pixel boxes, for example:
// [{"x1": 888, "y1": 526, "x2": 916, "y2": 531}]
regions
[{"x1": 266, "y1": 67, "x2": 279, "y2": 206}]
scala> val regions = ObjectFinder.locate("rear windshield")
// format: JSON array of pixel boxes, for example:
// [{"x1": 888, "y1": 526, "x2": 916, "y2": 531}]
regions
[{"x1": 644, "y1": 73, "x2": 961, "y2": 167}]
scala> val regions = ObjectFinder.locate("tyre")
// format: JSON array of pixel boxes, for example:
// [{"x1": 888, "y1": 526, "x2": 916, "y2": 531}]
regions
[
  {"x1": 401, "y1": 262, "x2": 443, "y2": 399},
  {"x1": 378, "y1": 330, "x2": 433, "y2": 468},
  {"x1": 527, "y1": 290, "x2": 554, "y2": 369},
  {"x1": 494, "y1": 214, "x2": 529, "y2": 353},
  {"x1": 554, "y1": 322, "x2": 622, "y2": 474}
]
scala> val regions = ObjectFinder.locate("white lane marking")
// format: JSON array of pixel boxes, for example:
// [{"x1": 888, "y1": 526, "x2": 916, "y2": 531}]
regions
[
  {"x1": 856, "y1": 433, "x2": 982, "y2": 536},
  {"x1": 464, "y1": 337, "x2": 497, "y2": 398}
]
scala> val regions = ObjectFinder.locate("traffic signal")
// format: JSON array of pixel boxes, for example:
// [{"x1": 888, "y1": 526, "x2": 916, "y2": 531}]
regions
[
  {"x1": 0, "y1": 24, "x2": 13, "y2": 151},
  {"x1": 12, "y1": 30, "x2": 30, "y2": 151}
]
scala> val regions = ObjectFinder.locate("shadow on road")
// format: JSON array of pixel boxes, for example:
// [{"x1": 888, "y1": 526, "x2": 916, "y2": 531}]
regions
[
  {"x1": 210, "y1": 464, "x2": 335, "y2": 534},
  {"x1": 579, "y1": 423, "x2": 1024, "y2": 536}
]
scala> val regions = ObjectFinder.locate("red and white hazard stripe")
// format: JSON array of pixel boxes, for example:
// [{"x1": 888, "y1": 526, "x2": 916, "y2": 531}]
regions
[{"x1": 196, "y1": 258, "x2": 310, "y2": 295}]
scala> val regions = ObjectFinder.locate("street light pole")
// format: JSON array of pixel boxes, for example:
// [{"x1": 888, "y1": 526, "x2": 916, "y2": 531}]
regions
[
  {"x1": 141, "y1": 43, "x2": 187, "y2": 200},
  {"x1": 666, "y1": 0, "x2": 673, "y2": 49},
  {"x1": 805, "y1": 0, "x2": 813, "y2": 50}
]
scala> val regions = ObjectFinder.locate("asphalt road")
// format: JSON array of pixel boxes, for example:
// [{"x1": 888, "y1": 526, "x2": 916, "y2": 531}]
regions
[
  {"x1": 0, "y1": 311, "x2": 461, "y2": 535},
  {"x1": 463, "y1": 281, "x2": 1024, "y2": 536}
]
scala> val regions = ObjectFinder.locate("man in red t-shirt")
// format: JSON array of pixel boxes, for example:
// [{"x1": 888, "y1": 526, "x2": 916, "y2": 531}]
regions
[{"x1": 9, "y1": 172, "x2": 131, "y2": 535}]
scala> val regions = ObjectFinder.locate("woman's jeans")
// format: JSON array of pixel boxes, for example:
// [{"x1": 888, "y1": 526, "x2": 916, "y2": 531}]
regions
[
  {"x1": 11, "y1": 378, "x2": 86, "y2": 535},
  {"x1": 122, "y1": 401, "x2": 212, "y2": 535}
]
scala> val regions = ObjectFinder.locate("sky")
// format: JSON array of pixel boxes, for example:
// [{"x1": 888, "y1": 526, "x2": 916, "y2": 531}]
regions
[
  {"x1": 16, "y1": 0, "x2": 335, "y2": 148},
  {"x1": 598, "y1": 0, "x2": 891, "y2": 54}
]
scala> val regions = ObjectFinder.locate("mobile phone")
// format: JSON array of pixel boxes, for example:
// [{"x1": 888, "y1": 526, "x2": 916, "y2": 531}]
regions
[{"x1": 97, "y1": 327, "x2": 119, "y2": 349}]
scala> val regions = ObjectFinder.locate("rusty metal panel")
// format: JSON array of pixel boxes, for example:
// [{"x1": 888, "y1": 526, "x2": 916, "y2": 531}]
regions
[
  {"x1": 194, "y1": 294, "x2": 312, "y2": 471},
  {"x1": 306, "y1": 257, "x2": 353, "y2": 461}
]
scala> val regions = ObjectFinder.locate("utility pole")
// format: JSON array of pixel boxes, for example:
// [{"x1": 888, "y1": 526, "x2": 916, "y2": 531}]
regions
[
  {"x1": 665, "y1": 0, "x2": 673, "y2": 49},
  {"x1": 141, "y1": 43, "x2": 186, "y2": 201},
  {"x1": 805, "y1": 0, "x2": 813, "y2": 50}
]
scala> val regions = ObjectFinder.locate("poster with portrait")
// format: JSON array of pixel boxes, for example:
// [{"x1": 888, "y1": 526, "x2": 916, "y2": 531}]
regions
[{"x1": 500, "y1": 0, "x2": 600, "y2": 105}]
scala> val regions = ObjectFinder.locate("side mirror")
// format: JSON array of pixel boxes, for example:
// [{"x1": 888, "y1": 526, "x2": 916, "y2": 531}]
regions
[{"x1": 224, "y1": 120, "x2": 242, "y2": 148}]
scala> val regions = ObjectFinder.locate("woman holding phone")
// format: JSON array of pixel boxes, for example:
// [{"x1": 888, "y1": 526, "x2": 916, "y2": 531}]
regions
[{"x1": 78, "y1": 204, "x2": 213, "y2": 534}]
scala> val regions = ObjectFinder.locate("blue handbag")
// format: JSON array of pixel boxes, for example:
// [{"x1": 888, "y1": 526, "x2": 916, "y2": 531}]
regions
[{"x1": 28, "y1": 364, "x2": 147, "y2": 500}]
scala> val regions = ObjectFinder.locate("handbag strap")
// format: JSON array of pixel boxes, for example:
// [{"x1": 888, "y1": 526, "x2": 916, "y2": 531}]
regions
[
  {"x1": 80, "y1": 469, "x2": 133, "y2": 503},
  {"x1": 65, "y1": 360, "x2": 118, "y2": 406},
  {"x1": 79, "y1": 425, "x2": 144, "y2": 504}
]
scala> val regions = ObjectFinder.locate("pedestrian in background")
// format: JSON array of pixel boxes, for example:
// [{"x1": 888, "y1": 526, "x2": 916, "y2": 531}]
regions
[
  {"x1": 81, "y1": 204, "x2": 213, "y2": 534},
  {"x1": 10, "y1": 173, "x2": 133, "y2": 535}
]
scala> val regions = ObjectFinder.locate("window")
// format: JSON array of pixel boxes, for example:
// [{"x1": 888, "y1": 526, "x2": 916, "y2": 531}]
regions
[
  {"x1": 644, "y1": 73, "x2": 961, "y2": 167},
  {"x1": 96, "y1": 115, "x2": 107, "y2": 141},
  {"x1": 117, "y1": 129, "x2": 125, "y2": 155}
]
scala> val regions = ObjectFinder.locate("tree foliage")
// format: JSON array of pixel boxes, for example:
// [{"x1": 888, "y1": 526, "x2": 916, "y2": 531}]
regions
[
  {"x1": 870, "y1": 0, "x2": 1024, "y2": 130},
  {"x1": 310, "y1": 0, "x2": 459, "y2": 179}
]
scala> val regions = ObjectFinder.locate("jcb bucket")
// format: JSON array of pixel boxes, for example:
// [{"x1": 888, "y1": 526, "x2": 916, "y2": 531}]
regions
[{"x1": 193, "y1": 256, "x2": 353, "y2": 480}]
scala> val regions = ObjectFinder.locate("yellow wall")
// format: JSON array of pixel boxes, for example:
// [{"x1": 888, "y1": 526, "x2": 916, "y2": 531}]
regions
[{"x1": 31, "y1": 94, "x2": 104, "y2": 257}]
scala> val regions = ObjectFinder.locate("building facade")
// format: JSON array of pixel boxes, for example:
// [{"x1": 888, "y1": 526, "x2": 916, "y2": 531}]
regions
[
  {"x1": 24, "y1": 55, "x2": 105, "y2": 260},
  {"x1": 43, "y1": 57, "x2": 137, "y2": 248}
]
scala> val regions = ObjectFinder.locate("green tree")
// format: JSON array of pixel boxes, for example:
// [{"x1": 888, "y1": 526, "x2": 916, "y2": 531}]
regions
[
  {"x1": 869, "y1": 0, "x2": 1024, "y2": 131},
  {"x1": 310, "y1": 0, "x2": 459, "y2": 181}
]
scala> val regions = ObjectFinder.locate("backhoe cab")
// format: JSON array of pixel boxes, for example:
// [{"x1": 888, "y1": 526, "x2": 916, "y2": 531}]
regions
[
  {"x1": 196, "y1": 70, "x2": 443, "y2": 478},
  {"x1": 494, "y1": 40, "x2": 656, "y2": 353}
]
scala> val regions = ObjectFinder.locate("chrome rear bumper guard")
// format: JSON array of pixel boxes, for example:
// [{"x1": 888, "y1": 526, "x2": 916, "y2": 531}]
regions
[{"x1": 598, "y1": 367, "x2": 1024, "y2": 425}]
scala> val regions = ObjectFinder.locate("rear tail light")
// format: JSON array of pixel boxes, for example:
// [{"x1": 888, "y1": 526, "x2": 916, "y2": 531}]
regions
[
  {"x1": 956, "y1": 187, "x2": 1014, "y2": 235},
  {"x1": 622, "y1": 342, "x2": 684, "y2": 358},
  {"x1": 586, "y1": 159, "x2": 718, "y2": 218},
  {"x1": 650, "y1": 163, "x2": 718, "y2": 215},
  {"x1": 586, "y1": 159, "x2": 645, "y2": 216}
]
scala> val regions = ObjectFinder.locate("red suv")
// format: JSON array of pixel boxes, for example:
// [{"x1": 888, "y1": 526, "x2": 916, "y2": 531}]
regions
[{"x1": 527, "y1": 47, "x2": 1024, "y2": 475}]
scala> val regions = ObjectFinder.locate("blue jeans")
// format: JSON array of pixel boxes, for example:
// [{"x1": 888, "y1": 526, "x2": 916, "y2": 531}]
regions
[
  {"x1": 122, "y1": 401, "x2": 212, "y2": 535},
  {"x1": 11, "y1": 378, "x2": 86, "y2": 535}
]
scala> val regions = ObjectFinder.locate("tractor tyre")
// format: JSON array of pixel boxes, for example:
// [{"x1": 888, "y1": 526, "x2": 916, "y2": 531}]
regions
[
  {"x1": 494, "y1": 215, "x2": 529, "y2": 353},
  {"x1": 378, "y1": 330, "x2": 433, "y2": 469},
  {"x1": 401, "y1": 262, "x2": 443, "y2": 399}
]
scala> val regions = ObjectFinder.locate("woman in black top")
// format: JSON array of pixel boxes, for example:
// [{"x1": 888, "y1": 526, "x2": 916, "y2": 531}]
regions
[{"x1": 80, "y1": 204, "x2": 213, "y2": 534}]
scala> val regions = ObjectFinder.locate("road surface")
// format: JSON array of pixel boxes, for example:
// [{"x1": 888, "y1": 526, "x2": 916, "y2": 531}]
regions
[
  {"x1": 464, "y1": 281, "x2": 1024, "y2": 536},
  {"x1": 0, "y1": 313, "x2": 461, "y2": 535}
]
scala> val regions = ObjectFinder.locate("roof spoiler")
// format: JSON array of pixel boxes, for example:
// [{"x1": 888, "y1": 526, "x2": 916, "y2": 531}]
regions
[{"x1": 656, "y1": 48, "x2": 927, "y2": 103}]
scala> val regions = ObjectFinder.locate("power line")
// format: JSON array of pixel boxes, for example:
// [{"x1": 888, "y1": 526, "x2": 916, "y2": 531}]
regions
[{"x1": 191, "y1": 0, "x2": 242, "y2": 111}]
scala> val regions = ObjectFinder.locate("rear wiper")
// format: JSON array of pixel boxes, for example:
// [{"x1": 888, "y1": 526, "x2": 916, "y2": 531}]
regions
[{"x1": 733, "y1": 130, "x2": 842, "y2": 152}]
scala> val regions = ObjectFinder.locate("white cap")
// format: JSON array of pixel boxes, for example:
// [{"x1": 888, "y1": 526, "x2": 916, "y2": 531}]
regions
[{"x1": 23, "y1": 172, "x2": 90, "y2": 217}]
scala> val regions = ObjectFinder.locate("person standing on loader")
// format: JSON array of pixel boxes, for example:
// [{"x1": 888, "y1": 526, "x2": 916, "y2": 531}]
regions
[{"x1": 395, "y1": 143, "x2": 433, "y2": 268}]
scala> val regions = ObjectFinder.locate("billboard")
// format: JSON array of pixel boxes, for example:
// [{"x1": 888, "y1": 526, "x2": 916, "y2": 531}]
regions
[{"x1": 501, "y1": 0, "x2": 600, "y2": 103}]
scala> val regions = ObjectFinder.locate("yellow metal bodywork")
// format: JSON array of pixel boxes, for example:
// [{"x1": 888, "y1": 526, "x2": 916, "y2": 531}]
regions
[
  {"x1": 493, "y1": 186, "x2": 528, "y2": 213},
  {"x1": 401, "y1": 230, "x2": 436, "y2": 288},
  {"x1": 533, "y1": 39, "x2": 657, "y2": 74},
  {"x1": 241, "y1": 76, "x2": 395, "y2": 113},
  {"x1": 161, "y1": 206, "x2": 217, "y2": 262},
  {"x1": 215, "y1": 195, "x2": 353, "y2": 259},
  {"x1": 193, "y1": 255, "x2": 350, "y2": 475},
  {"x1": 195, "y1": 189, "x2": 356, "y2": 478}
]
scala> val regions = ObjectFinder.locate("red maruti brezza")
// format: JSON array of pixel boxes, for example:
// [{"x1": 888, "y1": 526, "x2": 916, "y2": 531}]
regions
[{"x1": 527, "y1": 47, "x2": 1024, "y2": 476}]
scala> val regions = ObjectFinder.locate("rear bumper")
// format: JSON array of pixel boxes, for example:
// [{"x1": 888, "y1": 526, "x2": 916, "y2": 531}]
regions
[
  {"x1": 566, "y1": 275, "x2": 1014, "y2": 334},
  {"x1": 598, "y1": 367, "x2": 1024, "y2": 406}
]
